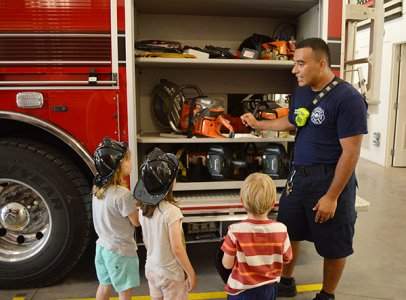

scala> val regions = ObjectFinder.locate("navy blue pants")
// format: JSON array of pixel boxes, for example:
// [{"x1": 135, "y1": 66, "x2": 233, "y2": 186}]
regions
[
  {"x1": 228, "y1": 283, "x2": 277, "y2": 300},
  {"x1": 277, "y1": 164, "x2": 357, "y2": 259}
]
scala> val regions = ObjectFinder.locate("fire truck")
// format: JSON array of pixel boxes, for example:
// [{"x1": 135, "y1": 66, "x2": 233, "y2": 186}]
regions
[{"x1": 0, "y1": 0, "x2": 382, "y2": 289}]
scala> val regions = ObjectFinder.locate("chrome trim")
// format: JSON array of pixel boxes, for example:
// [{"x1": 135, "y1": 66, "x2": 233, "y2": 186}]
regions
[
  {"x1": 0, "y1": 80, "x2": 117, "y2": 86},
  {"x1": 183, "y1": 214, "x2": 248, "y2": 223},
  {"x1": 111, "y1": 0, "x2": 119, "y2": 79},
  {"x1": 16, "y1": 92, "x2": 44, "y2": 109},
  {"x1": 0, "y1": 33, "x2": 111, "y2": 37},
  {"x1": 125, "y1": 0, "x2": 138, "y2": 189},
  {"x1": 0, "y1": 111, "x2": 96, "y2": 174},
  {"x1": 0, "y1": 202, "x2": 31, "y2": 231},
  {"x1": 0, "y1": 86, "x2": 120, "y2": 91},
  {"x1": 0, "y1": 61, "x2": 111, "y2": 65},
  {"x1": 0, "y1": 179, "x2": 52, "y2": 262}
]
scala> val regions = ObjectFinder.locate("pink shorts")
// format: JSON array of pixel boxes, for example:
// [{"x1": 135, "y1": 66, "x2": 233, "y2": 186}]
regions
[{"x1": 145, "y1": 270, "x2": 188, "y2": 300}]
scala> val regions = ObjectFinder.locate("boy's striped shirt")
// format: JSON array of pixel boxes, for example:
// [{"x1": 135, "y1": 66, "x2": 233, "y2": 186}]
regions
[{"x1": 221, "y1": 219, "x2": 292, "y2": 295}]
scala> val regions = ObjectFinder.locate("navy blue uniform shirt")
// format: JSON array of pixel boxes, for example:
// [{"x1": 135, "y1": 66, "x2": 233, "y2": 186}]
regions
[{"x1": 288, "y1": 81, "x2": 368, "y2": 165}]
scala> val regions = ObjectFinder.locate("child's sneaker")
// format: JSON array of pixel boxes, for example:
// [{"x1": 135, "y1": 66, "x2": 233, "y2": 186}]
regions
[
  {"x1": 312, "y1": 291, "x2": 335, "y2": 300},
  {"x1": 277, "y1": 277, "x2": 297, "y2": 297}
]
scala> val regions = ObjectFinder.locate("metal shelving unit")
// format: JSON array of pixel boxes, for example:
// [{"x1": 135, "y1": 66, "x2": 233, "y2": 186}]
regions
[
  {"x1": 137, "y1": 133, "x2": 295, "y2": 144},
  {"x1": 132, "y1": 1, "x2": 303, "y2": 220},
  {"x1": 135, "y1": 57, "x2": 294, "y2": 70},
  {"x1": 173, "y1": 179, "x2": 286, "y2": 191}
]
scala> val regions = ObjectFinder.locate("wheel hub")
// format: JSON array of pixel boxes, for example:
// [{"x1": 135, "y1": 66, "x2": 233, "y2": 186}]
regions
[
  {"x1": 0, "y1": 202, "x2": 30, "y2": 231},
  {"x1": 0, "y1": 179, "x2": 51, "y2": 262}
]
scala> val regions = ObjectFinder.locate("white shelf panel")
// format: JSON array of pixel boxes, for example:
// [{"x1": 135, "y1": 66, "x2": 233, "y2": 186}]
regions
[
  {"x1": 135, "y1": 57, "x2": 294, "y2": 70},
  {"x1": 176, "y1": 190, "x2": 242, "y2": 212},
  {"x1": 135, "y1": 0, "x2": 318, "y2": 18},
  {"x1": 178, "y1": 193, "x2": 369, "y2": 216},
  {"x1": 183, "y1": 214, "x2": 249, "y2": 223},
  {"x1": 180, "y1": 195, "x2": 370, "y2": 222},
  {"x1": 137, "y1": 133, "x2": 295, "y2": 144},
  {"x1": 174, "y1": 179, "x2": 286, "y2": 191}
]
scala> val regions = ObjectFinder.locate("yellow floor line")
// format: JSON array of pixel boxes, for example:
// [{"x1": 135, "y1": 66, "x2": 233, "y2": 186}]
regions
[
  {"x1": 60, "y1": 283, "x2": 322, "y2": 300},
  {"x1": 297, "y1": 283, "x2": 323, "y2": 293},
  {"x1": 12, "y1": 297, "x2": 26, "y2": 300}
]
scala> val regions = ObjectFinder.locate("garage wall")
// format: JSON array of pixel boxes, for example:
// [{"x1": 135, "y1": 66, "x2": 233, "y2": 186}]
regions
[{"x1": 355, "y1": 3, "x2": 406, "y2": 166}]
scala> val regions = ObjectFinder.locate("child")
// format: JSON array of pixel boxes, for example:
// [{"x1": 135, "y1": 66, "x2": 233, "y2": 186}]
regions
[
  {"x1": 134, "y1": 147, "x2": 196, "y2": 300},
  {"x1": 221, "y1": 173, "x2": 292, "y2": 300},
  {"x1": 92, "y1": 137, "x2": 140, "y2": 300}
]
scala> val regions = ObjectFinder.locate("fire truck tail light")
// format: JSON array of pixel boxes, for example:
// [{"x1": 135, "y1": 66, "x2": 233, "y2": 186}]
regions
[{"x1": 16, "y1": 92, "x2": 44, "y2": 109}]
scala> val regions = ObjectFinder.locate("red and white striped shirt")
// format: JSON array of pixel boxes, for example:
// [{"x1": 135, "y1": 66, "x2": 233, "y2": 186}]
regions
[{"x1": 221, "y1": 219, "x2": 292, "y2": 295}]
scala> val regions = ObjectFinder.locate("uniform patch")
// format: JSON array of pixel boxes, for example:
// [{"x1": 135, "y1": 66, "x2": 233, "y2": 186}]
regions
[{"x1": 311, "y1": 107, "x2": 325, "y2": 125}]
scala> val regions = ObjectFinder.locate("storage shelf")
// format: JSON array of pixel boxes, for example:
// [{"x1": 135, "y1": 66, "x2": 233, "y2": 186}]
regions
[
  {"x1": 174, "y1": 179, "x2": 286, "y2": 191},
  {"x1": 176, "y1": 190, "x2": 243, "y2": 213},
  {"x1": 176, "y1": 192, "x2": 369, "y2": 215},
  {"x1": 135, "y1": 57, "x2": 294, "y2": 70},
  {"x1": 135, "y1": 0, "x2": 318, "y2": 18},
  {"x1": 137, "y1": 133, "x2": 295, "y2": 144}
]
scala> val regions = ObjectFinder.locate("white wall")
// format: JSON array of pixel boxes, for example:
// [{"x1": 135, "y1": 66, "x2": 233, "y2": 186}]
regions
[
  {"x1": 355, "y1": 5, "x2": 406, "y2": 166},
  {"x1": 297, "y1": 4, "x2": 321, "y2": 41}
]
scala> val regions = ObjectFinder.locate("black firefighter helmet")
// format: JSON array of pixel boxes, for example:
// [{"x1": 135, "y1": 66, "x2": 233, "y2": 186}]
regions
[
  {"x1": 93, "y1": 137, "x2": 128, "y2": 187},
  {"x1": 134, "y1": 147, "x2": 179, "y2": 206}
]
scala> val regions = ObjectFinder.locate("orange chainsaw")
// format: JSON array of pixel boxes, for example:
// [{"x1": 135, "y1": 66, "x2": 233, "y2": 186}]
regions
[
  {"x1": 261, "y1": 40, "x2": 295, "y2": 60},
  {"x1": 242, "y1": 94, "x2": 289, "y2": 121},
  {"x1": 179, "y1": 96, "x2": 234, "y2": 138},
  {"x1": 257, "y1": 107, "x2": 289, "y2": 120},
  {"x1": 152, "y1": 79, "x2": 234, "y2": 138}
]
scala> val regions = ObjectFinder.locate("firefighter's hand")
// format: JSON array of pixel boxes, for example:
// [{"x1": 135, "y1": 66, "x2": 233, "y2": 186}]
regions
[
  {"x1": 241, "y1": 113, "x2": 259, "y2": 129},
  {"x1": 313, "y1": 194, "x2": 338, "y2": 223}
]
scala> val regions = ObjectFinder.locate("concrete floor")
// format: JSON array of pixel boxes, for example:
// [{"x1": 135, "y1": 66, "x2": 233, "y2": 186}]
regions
[{"x1": 1, "y1": 158, "x2": 406, "y2": 300}]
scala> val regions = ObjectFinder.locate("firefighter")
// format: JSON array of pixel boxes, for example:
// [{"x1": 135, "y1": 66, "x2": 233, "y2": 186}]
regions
[{"x1": 240, "y1": 38, "x2": 368, "y2": 300}]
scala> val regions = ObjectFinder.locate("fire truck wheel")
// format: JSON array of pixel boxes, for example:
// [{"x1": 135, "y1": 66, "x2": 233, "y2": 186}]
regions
[{"x1": 0, "y1": 139, "x2": 91, "y2": 288}]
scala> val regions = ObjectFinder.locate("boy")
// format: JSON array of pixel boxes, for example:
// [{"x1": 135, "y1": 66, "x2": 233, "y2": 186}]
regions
[{"x1": 222, "y1": 173, "x2": 292, "y2": 299}]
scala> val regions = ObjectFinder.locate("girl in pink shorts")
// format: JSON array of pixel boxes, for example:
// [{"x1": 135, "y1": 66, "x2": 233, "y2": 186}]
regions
[{"x1": 134, "y1": 147, "x2": 197, "y2": 300}]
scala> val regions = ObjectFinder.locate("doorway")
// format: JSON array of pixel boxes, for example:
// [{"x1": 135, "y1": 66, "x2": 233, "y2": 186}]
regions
[{"x1": 390, "y1": 44, "x2": 406, "y2": 167}]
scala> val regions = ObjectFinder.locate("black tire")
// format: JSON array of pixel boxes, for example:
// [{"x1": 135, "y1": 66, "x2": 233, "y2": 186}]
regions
[{"x1": 0, "y1": 139, "x2": 91, "y2": 288}]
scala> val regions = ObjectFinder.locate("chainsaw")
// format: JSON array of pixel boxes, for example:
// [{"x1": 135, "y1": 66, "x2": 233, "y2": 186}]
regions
[
  {"x1": 152, "y1": 79, "x2": 234, "y2": 138},
  {"x1": 261, "y1": 40, "x2": 296, "y2": 60},
  {"x1": 242, "y1": 94, "x2": 289, "y2": 121}
]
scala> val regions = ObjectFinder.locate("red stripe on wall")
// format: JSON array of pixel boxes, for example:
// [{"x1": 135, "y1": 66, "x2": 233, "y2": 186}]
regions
[{"x1": 328, "y1": 0, "x2": 343, "y2": 39}]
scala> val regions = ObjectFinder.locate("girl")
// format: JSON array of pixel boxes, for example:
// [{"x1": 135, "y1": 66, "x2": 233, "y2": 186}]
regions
[
  {"x1": 92, "y1": 137, "x2": 140, "y2": 300},
  {"x1": 134, "y1": 147, "x2": 196, "y2": 300}
]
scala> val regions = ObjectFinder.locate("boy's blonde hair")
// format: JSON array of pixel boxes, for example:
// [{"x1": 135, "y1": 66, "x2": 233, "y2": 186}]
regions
[
  {"x1": 240, "y1": 173, "x2": 276, "y2": 215},
  {"x1": 93, "y1": 151, "x2": 130, "y2": 199}
]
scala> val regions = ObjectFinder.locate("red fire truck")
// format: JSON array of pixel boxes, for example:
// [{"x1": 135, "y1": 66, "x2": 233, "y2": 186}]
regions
[{"x1": 0, "y1": 0, "x2": 381, "y2": 289}]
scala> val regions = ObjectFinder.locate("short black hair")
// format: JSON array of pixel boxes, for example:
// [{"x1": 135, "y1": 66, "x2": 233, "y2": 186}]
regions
[{"x1": 296, "y1": 38, "x2": 331, "y2": 67}]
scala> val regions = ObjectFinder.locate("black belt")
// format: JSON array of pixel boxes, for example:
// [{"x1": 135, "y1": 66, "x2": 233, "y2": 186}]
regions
[{"x1": 293, "y1": 164, "x2": 336, "y2": 176}]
